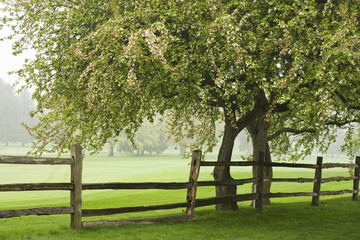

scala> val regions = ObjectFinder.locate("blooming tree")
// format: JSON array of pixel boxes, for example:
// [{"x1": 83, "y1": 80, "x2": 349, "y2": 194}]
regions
[{"x1": 2, "y1": 0, "x2": 360, "y2": 210}]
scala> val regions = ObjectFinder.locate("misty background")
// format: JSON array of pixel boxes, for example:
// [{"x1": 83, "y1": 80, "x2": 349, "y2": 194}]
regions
[{"x1": 0, "y1": 75, "x2": 349, "y2": 159}]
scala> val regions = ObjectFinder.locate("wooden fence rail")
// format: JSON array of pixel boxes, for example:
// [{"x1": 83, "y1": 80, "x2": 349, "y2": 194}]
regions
[
  {"x1": 0, "y1": 145, "x2": 82, "y2": 229},
  {"x1": 200, "y1": 152, "x2": 360, "y2": 209},
  {"x1": 0, "y1": 207, "x2": 73, "y2": 219},
  {"x1": 0, "y1": 156, "x2": 73, "y2": 165},
  {"x1": 0, "y1": 183, "x2": 73, "y2": 191},
  {"x1": 81, "y1": 178, "x2": 259, "y2": 190},
  {"x1": 1, "y1": 148, "x2": 359, "y2": 229},
  {"x1": 82, "y1": 182, "x2": 192, "y2": 190}
]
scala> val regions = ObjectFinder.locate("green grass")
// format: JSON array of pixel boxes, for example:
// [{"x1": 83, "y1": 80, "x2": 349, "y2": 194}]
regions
[{"x1": 0, "y1": 146, "x2": 359, "y2": 239}]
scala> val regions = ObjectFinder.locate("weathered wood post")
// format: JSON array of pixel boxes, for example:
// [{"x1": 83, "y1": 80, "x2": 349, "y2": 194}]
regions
[
  {"x1": 352, "y1": 156, "x2": 360, "y2": 201},
  {"x1": 185, "y1": 150, "x2": 201, "y2": 218},
  {"x1": 312, "y1": 156, "x2": 323, "y2": 206},
  {"x1": 70, "y1": 145, "x2": 83, "y2": 229},
  {"x1": 254, "y1": 151, "x2": 264, "y2": 211}
]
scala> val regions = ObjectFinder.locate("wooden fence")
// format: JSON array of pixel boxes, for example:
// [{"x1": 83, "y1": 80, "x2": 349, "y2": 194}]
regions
[
  {"x1": 0, "y1": 145, "x2": 82, "y2": 229},
  {"x1": 0, "y1": 146, "x2": 359, "y2": 229},
  {"x1": 200, "y1": 152, "x2": 360, "y2": 211}
]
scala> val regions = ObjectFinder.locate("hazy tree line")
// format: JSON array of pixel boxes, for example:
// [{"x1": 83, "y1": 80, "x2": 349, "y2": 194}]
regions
[
  {"x1": 108, "y1": 119, "x2": 168, "y2": 156},
  {"x1": 109, "y1": 119, "x2": 351, "y2": 157},
  {"x1": 0, "y1": 79, "x2": 35, "y2": 146},
  {"x1": 0, "y1": 76, "x2": 350, "y2": 157}
]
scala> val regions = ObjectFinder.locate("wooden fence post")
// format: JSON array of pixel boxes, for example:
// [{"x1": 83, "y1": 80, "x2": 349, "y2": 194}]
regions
[
  {"x1": 352, "y1": 156, "x2": 360, "y2": 201},
  {"x1": 185, "y1": 150, "x2": 202, "y2": 217},
  {"x1": 312, "y1": 156, "x2": 323, "y2": 206},
  {"x1": 70, "y1": 145, "x2": 83, "y2": 229},
  {"x1": 254, "y1": 151, "x2": 264, "y2": 211}
]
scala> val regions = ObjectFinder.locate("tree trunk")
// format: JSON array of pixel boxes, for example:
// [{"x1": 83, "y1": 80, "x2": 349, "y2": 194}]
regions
[
  {"x1": 108, "y1": 143, "x2": 114, "y2": 157},
  {"x1": 247, "y1": 117, "x2": 272, "y2": 205},
  {"x1": 213, "y1": 122, "x2": 241, "y2": 210},
  {"x1": 107, "y1": 139, "x2": 115, "y2": 157}
]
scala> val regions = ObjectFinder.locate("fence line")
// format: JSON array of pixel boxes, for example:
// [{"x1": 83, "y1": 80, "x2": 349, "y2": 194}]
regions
[
  {"x1": 1, "y1": 147, "x2": 359, "y2": 229},
  {"x1": 199, "y1": 153, "x2": 360, "y2": 208},
  {"x1": 0, "y1": 145, "x2": 82, "y2": 229},
  {"x1": 0, "y1": 147, "x2": 202, "y2": 228}
]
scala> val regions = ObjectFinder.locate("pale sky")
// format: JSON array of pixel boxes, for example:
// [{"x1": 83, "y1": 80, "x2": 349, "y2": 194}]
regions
[{"x1": 0, "y1": 4, "x2": 35, "y2": 86}]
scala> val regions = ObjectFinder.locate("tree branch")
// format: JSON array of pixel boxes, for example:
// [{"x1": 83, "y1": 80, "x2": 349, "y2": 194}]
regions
[
  {"x1": 272, "y1": 101, "x2": 290, "y2": 113},
  {"x1": 267, "y1": 128, "x2": 315, "y2": 141},
  {"x1": 334, "y1": 90, "x2": 360, "y2": 110},
  {"x1": 350, "y1": 106, "x2": 360, "y2": 110},
  {"x1": 326, "y1": 119, "x2": 360, "y2": 126},
  {"x1": 268, "y1": 118, "x2": 360, "y2": 142}
]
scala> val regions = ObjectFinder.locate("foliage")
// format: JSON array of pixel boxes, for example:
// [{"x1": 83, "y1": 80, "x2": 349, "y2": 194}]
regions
[
  {"x1": 265, "y1": 1, "x2": 360, "y2": 161},
  {"x1": 341, "y1": 124, "x2": 360, "y2": 159},
  {"x1": 2, "y1": 1, "x2": 360, "y2": 162}
]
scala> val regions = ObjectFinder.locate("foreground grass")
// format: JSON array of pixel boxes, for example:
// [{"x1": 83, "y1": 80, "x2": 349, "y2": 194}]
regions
[
  {"x1": 0, "y1": 197, "x2": 359, "y2": 240},
  {"x1": 0, "y1": 147, "x2": 359, "y2": 239}
]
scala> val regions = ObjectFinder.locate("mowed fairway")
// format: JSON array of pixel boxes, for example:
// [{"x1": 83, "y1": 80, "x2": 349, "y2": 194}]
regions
[{"x1": 0, "y1": 146, "x2": 360, "y2": 240}]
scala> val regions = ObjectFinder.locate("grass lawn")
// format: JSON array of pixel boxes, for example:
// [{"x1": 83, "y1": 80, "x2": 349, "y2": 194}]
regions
[{"x1": 0, "y1": 146, "x2": 359, "y2": 239}]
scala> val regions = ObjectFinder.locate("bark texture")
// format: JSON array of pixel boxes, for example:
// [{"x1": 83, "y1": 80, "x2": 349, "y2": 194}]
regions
[
  {"x1": 213, "y1": 122, "x2": 240, "y2": 210},
  {"x1": 247, "y1": 117, "x2": 273, "y2": 205}
]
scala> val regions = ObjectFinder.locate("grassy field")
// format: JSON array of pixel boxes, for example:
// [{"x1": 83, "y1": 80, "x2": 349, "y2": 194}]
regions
[{"x1": 0, "y1": 146, "x2": 359, "y2": 240}]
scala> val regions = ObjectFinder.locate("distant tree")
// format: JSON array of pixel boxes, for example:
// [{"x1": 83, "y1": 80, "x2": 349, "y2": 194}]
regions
[
  {"x1": 117, "y1": 119, "x2": 169, "y2": 156},
  {"x1": 116, "y1": 133, "x2": 135, "y2": 154},
  {"x1": 107, "y1": 139, "x2": 116, "y2": 157},
  {"x1": 0, "y1": 79, "x2": 34, "y2": 146},
  {"x1": 0, "y1": 79, "x2": 18, "y2": 145},
  {"x1": 237, "y1": 130, "x2": 252, "y2": 158},
  {"x1": 17, "y1": 91, "x2": 36, "y2": 146}
]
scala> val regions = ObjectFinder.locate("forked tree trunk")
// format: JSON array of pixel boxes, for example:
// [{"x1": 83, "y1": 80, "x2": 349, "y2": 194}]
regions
[
  {"x1": 213, "y1": 122, "x2": 240, "y2": 210},
  {"x1": 247, "y1": 117, "x2": 272, "y2": 205}
]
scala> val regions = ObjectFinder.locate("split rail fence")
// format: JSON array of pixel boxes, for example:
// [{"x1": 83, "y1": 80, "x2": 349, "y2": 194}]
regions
[
  {"x1": 0, "y1": 145, "x2": 82, "y2": 228},
  {"x1": 0, "y1": 145, "x2": 359, "y2": 229}
]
